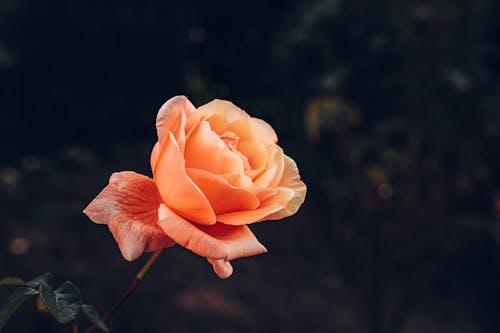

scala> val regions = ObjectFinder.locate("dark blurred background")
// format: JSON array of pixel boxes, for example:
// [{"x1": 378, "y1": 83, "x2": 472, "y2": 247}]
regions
[{"x1": 1, "y1": 0, "x2": 500, "y2": 332}]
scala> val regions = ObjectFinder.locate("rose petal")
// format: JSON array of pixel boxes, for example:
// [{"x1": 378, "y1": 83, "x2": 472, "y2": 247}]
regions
[
  {"x1": 158, "y1": 204, "x2": 267, "y2": 261},
  {"x1": 265, "y1": 155, "x2": 307, "y2": 220},
  {"x1": 229, "y1": 117, "x2": 277, "y2": 143},
  {"x1": 205, "y1": 114, "x2": 229, "y2": 134},
  {"x1": 238, "y1": 140, "x2": 268, "y2": 173},
  {"x1": 216, "y1": 187, "x2": 295, "y2": 225},
  {"x1": 186, "y1": 168, "x2": 259, "y2": 214},
  {"x1": 197, "y1": 99, "x2": 250, "y2": 122},
  {"x1": 150, "y1": 141, "x2": 160, "y2": 172},
  {"x1": 156, "y1": 96, "x2": 194, "y2": 152},
  {"x1": 268, "y1": 146, "x2": 285, "y2": 187},
  {"x1": 207, "y1": 258, "x2": 233, "y2": 279},
  {"x1": 184, "y1": 121, "x2": 227, "y2": 174},
  {"x1": 154, "y1": 132, "x2": 216, "y2": 225},
  {"x1": 253, "y1": 145, "x2": 284, "y2": 187},
  {"x1": 83, "y1": 171, "x2": 175, "y2": 261}
]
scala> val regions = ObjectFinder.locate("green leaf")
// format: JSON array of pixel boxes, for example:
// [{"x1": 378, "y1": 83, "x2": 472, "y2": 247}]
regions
[
  {"x1": 0, "y1": 287, "x2": 38, "y2": 330},
  {"x1": 26, "y1": 273, "x2": 55, "y2": 289},
  {"x1": 81, "y1": 304, "x2": 110, "y2": 332},
  {"x1": 0, "y1": 278, "x2": 25, "y2": 287},
  {"x1": 39, "y1": 281, "x2": 82, "y2": 324}
]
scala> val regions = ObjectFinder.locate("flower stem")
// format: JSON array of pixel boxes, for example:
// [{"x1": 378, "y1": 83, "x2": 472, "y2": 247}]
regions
[{"x1": 83, "y1": 249, "x2": 164, "y2": 333}]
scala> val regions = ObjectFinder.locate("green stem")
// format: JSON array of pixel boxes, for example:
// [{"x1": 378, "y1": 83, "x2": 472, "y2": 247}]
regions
[{"x1": 83, "y1": 249, "x2": 164, "y2": 333}]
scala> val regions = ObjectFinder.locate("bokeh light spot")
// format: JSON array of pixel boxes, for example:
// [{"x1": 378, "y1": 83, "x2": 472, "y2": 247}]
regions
[
  {"x1": 377, "y1": 183, "x2": 393, "y2": 199},
  {"x1": 9, "y1": 237, "x2": 31, "y2": 255}
]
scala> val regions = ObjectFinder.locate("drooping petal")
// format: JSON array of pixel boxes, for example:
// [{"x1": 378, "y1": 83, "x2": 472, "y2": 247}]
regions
[
  {"x1": 158, "y1": 204, "x2": 267, "y2": 261},
  {"x1": 197, "y1": 99, "x2": 250, "y2": 123},
  {"x1": 265, "y1": 155, "x2": 307, "y2": 220},
  {"x1": 216, "y1": 187, "x2": 295, "y2": 225},
  {"x1": 186, "y1": 168, "x2": 259, "y2": 214},
  {"x1": 207, "y1": 258, "x2": 233, "y2": 279},
  {"x1": 83, "y1": 171, "x2": 174, "y2": 261},
  {"x1": 156, "y1": 96, "x2": 194, "y2": 152},
  {"x1": 154, "y1": 132, "x2": 216, "y2": 225}
]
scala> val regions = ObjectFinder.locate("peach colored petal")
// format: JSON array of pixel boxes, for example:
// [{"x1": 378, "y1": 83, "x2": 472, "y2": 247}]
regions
[
  {"x1": 253, "y1": 145, "x2": 284, "y2": 187},
  {"x1": 150, "y1": 141, "x2": 160, "y2": 172},
  {"x1": 219, "y1": 173, "x2": 255, "y2": 193},
  {"x1": 83, "y1": 171, "x2": 174, "y2": 261},
  {"x1": 255, "y1": 187, "x2": 278, "y2": 202},
  {"x1": 156, "y1": 96, "x2": 194, "y2": 152},
  {"x1": 268, "y1": 146, "x2": 285, "y2": 187},
  {"x1": 184, "y1": 120, "x2": 227, "y2": 174},
  {"x1": 216, "y1": 187, "x2": 295, "y2": 225},
  {"x1": 221, "y1": 150, "x2": 245, "y2": 174},
  {"x1": 186, "y1": 168, "x2": 259, "y2": 214},
  {"x1": 205, "y1": 114, "x2": 229, "y2": 134},
  {"x1": 238, "y1": 140, "x2": 268, "y2": 172},
  {"x1": 158, "y1": 204, "x2": 267, "y2": 261},
  {"x1": 154, "y1": 132, "x2": 216, "y2": 225},
  {"x1": 219, "y1": 173, "x2": 277, "y2": 201},
  {"x1": 197, "y1": 99, "x2": 250, "y2": 122},
  {"x1": 207, "y1": 258, "x2": 233, "y2": 279},
  {"x1": 220, "y1": 131, "x2": 251, "y2": 171},
  {"x1": 229, "y1": 117, "x2": 277, "y2": 143},
  {"x1": 254, "y1": 166, "x2": 277, "y2": 187},
  {"x1": 266, "y1": 155, "x2": 307, "y2": 220}
]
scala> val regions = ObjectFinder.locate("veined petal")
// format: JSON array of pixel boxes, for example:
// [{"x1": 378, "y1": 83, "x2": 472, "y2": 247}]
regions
[
  {"x1": 187, "y1": 168, "x2": 259, "y2": 214},
  {"x1": 266, "y1": 155, "x2": 307, "y2": 220},
  {"x1": 158, "y1": 204, "x2": 267, "y2": 261},
  {"x1": 83, "y1": 171, "x2": 174, "y2": 261},
  {"x1": 154, "y1": 132, "x2": 216, "y2": 225},
  {"x1": 216, "y1": 187, "x2": 295, "y2": 225}
]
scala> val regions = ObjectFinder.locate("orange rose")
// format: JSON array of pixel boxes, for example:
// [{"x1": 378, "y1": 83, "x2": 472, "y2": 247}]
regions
[{"x1": 84, "y1": 96, "x2": 306, "y2": 278}]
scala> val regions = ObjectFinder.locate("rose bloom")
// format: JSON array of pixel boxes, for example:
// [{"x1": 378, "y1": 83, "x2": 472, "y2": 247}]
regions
[{"x1": 84, "y1": 96, "x2": 306, "y2": 278}]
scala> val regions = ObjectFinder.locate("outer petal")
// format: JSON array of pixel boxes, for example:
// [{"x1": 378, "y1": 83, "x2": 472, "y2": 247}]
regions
[
  {"x1": 186, "y1": 168, "x2": 259, "y2": 214},
  {"x1": 197, "y1": 99, "x2": 250, "y2": 123},
  {"x1": 83, "y1": 171, "x2": 175, "y2": 261},
  {"x1": 156, "y1": 96, "x2": 194, "y2": 152},
  {"x1": 158, "y1": 204, "x2": 267, "y2": 261},
  {"x1": 150, "y1": 141, "x2": 160, "y2": 172},
  {"x1": 154, "y1": 132, "x2": 216, "y2": 225},
  {"x1": 265, "y1": 155, "x2": 307, "y2": 220},
  {"x1": 216, "y1": 187, "x2": 295, "y2": 225}
]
